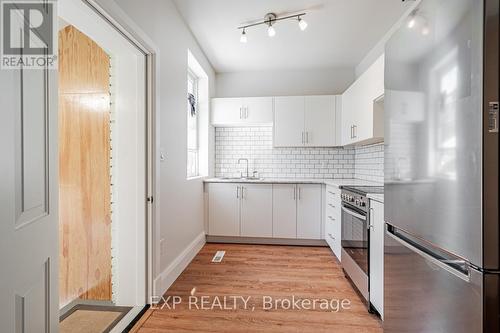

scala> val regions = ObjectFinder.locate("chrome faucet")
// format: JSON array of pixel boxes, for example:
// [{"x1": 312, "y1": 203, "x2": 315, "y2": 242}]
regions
[{"x1": 238, "y1": 158, "x2": 249, "y2": 179}]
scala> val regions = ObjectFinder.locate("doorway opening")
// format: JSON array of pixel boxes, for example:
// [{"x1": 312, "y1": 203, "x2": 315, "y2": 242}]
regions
[{"x1": 57, "y1": 1, "x2": 148, "y2": 331}]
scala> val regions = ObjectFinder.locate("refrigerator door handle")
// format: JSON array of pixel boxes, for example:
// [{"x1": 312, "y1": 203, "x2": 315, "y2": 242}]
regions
[{"x1": 386, "y1": 224, "x2": 471, "y2": 283}]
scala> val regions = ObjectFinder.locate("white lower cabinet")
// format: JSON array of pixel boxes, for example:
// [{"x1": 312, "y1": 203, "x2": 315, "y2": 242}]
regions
[
  {"x1": 240, "y1": 184, "x2": 272, "y2": 237},
  {"x1": 208, "y1": 182, "x2": 322, "y2": 240},
  {"x1": 324, "y1": 185, "x2": 342, "y2": 260},
  {"x1": 369, "y1": 199, "x2": 384, "y2": 318},
  {"x1": 272, "y1": 184, "x2": 297, "y2": 238},
  {"x1": 297, "y1": 184, "x2": 322, "y2": 239},
  {"x1": 208, "y1": 183, "x2": 241, "y2": 236}
]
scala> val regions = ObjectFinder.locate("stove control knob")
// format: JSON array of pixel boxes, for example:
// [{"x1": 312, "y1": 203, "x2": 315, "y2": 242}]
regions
[{"x1": 359, "y1": 201, "x2": 366, "y2": 207}]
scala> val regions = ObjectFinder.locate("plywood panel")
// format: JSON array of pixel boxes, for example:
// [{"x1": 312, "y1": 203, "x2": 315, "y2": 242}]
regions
[{"x1": 58, "y1": 25, "x2": 111, "y2": 307}]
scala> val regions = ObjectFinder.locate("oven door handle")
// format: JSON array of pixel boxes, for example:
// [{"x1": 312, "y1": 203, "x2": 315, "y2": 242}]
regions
[{"x1": 341, "y1": 206, "x2": 366, "y2": 221}]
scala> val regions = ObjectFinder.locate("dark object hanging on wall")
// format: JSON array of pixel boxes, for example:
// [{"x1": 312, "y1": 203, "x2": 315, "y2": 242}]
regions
[{"x1": 188, "y1": 93, "x2": 197, "y2": 117}]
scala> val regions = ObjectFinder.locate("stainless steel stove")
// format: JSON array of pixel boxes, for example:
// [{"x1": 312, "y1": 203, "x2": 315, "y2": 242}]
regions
[{"x1": 340, "y1": 186, "x2": 383, "y2": 309}]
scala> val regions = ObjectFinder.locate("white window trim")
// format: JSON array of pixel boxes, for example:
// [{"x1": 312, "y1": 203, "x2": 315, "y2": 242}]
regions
[{"x1": 187, "y1": 69, "x2": 200, "y2": 179}]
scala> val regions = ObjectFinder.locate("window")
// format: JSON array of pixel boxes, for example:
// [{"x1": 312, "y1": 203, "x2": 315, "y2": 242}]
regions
[{"x1": 187, "y1": 69, "x2": 199, "y2": 178}]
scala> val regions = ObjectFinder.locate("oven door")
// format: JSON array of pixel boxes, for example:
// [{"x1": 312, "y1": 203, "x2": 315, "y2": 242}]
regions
[{"x1": 341, "y1": 203, "x2": 369, "y2": 275}]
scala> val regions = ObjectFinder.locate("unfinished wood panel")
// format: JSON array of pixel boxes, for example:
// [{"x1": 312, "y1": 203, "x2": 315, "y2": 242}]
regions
[
  {"x1": 135, "y1": 244, "x2": 382, "y2": 333},
  {"x1": 59, "y1": 25, "x2": 112, "y2": 308}
]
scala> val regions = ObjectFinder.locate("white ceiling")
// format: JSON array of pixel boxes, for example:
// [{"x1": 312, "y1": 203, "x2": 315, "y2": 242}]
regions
[{"x1": 173, "y1": 0, "x2": 411, "y2": 73}]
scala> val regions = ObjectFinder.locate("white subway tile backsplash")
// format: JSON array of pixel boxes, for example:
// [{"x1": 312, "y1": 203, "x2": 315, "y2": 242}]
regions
[
  {"x1": 215, "y1": 126, "x2": 384, "y2": 182},
  {"x1": 354, "y1": 143, "x2": 384, "y2": 183},
  {"x1": 215, "y1": 126, "x2": 355, "y2": 179}
]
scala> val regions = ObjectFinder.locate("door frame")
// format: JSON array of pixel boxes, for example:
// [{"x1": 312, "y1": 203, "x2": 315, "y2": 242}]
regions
[{"x1": 80, "y1": 0, "x2": 159, "y2": 307}]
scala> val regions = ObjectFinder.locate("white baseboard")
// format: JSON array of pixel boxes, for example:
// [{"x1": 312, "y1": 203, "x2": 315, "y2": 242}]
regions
[{"x1": 153, "y1": 232, "x2": 206, "y2": 299}]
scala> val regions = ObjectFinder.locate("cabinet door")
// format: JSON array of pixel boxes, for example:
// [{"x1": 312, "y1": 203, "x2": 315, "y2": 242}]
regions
[
  {"x1": 369, "y1": 200, "x2": 384, "y2": 317},
  {"x1": 353, "y1": 54, "x2": 384, "y2": 143},
  {"x1": 273, "y1": 96, "x2": 304, "y2": 147},
  {"x1": 208, "y1": 183, "x2": 240, "y2": 236},
  {"x1": 297, "y1": 184, "x2": 322, "y2": 239},
  {"x1": 240, "y1": 184, "x2": 273, "y2": 237},
  {"x1": 272, "y1": 184, "x2": 297, "y2": 238},
  {"x1": 243, "y1": 97, "x2": 273, "y2": 124},
  {"x1": 341, "y1": 86, "x2": 356, "y2": 145},
  {"x1": 304, "y1": 95, "x2": 336, "y2": 147},
  {"x1": 211, "y1": 98, "x2": 244, "y2": 125}
]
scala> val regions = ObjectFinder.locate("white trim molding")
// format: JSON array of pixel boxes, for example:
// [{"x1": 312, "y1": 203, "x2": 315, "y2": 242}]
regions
[{"x1": 153, "y1": 232, "x2": 206, "y2": 299}]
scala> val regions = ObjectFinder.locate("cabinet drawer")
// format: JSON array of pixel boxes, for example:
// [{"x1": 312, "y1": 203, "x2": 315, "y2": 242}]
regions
[
  {"x1": 326, "y1": 187, "x2": 341, "y2": 204},
  {"x1": 325, "y1": 219, "x2": 340, "y2": 252}
]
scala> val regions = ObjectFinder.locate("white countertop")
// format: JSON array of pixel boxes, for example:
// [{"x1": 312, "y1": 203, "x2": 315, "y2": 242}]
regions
[
  {"x1": 368, "y1": 193, "x2": 384, "y2": 203},
  {"x1": 204, "y1": 177, "x2": 382, "y2": 188}
]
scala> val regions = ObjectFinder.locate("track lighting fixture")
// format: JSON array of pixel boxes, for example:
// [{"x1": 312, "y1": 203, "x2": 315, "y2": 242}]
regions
[
  {"x1": 298, "y1": 16, "x2": 308, "y2": 31},
  {"x1": 240, "y1": 28, "x2": 247, "y2": 43},
  {"x1": 406, "y1": 10, "x2": 431, "y2": 36},
  {"x1": 237, "y1": 12, "x2": 307, "y2": 42},
  {"x1": 267, "y1": 24, "x2": 276, "y2": 37}
]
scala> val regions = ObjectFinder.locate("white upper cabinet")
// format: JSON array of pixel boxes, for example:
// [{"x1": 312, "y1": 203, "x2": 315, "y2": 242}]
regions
[
  {"x1": 341, "y1": 54, "x2": 385, "y2": 146},
  {"x1": 274, "y1": 96, "x2": 305, "y2": 147},
  {"x1": 274, "y1": 95, "x2": 338, "y2": 147},
  {"x1": 211, "y1": 98, "x2": 243, "y2": 125},
  {"x1": 304, "y1": 95, "x2": 336, "y2": 147},
  {"x1": 243, "y1": 97, "x2": 273, "y2": 124},
  {"x1": 211, "y1": 97, "x2": 273, "y2": 126}
]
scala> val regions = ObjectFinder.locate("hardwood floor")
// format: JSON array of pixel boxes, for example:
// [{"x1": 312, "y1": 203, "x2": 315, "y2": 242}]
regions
[{"x1": 133, "y1": 243, "x2": 382, "y2": 332}]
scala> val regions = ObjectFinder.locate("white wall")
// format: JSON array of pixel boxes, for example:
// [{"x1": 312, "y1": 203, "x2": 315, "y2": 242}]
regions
[
  {"x1": 112, "y1": 0, "x2": 216, "y2": 296},
  {"x1": 216, "y1": 67, "x2": 354, "y2": 98}
]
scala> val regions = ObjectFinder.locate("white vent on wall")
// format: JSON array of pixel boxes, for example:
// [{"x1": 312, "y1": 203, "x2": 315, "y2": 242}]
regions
[{"x1": 212, "y1": 251, "x2": 226, "y2": 263}]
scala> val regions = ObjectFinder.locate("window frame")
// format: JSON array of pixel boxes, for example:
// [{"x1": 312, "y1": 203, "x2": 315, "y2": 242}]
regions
[{"x1": 187, "y1": 68, "x2": 200, "y2": 179}]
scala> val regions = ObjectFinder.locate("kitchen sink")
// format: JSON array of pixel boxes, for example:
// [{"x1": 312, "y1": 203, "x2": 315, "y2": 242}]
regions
[{"x1": 220, "y1": 177, "x2": 263, "y2": 181}]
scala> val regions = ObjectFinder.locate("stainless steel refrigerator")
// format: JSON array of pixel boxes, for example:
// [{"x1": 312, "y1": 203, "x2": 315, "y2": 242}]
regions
[{"x1": 384, "y1": 0, "x2": 499, "y2": 332}]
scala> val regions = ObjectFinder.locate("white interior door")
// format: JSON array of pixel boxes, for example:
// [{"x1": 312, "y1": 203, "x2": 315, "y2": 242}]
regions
[
  {"x1": 297, "y1": 184, "x2": 322, "y2": 239},
  {"x1": 0, "y1": 66, "x2": 59, "y2": 330},
  {"x1": 240, "y1": 184, "x2": 273, "y2": 237},
  {"x1": 304, "y1": 95, "x2": 336, "y2": 146},
  {"x1": 272, "y1": 184, "x2": 297, "y2": 238},
  {"x1": 273, "y1": 96, "x2": 304, "y2": 147},
  {"x1": 208, "y1": 183, "x2": 241, "y2": 236}
]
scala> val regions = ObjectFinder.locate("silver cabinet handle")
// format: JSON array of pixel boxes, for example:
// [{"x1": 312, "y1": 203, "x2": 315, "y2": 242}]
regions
[
  {"x1": 293, "y1": 187, "x2": 296, "y2": 200},
  {"x1": 328, "y1": 215, "x2": 335, "y2": 221},
  {"x1": 328, "y1": 191, "x2": 336, "y2": 195},
  {"x1": 239, "y1": 107, "x2": 242, "y2": 119},
  {"x1": 236, "y1": 186, "x2": 240, "y2": 199},
  {"x1": 241, "y1": 186, "x2": 245, "y2": 199},
  {"x1": 306, "y1": 131, "x2": 309, "y2": 144},
  {"x1": 245, "y1": 107, "x2": 248, "y2": 119},
  {"x1": 328, "y1": 203, "x2": 336, "y2": 208},
  {"x1": 353, "y1": 125, "x2": 357, "y2": 138},
  {"x1": 298, "y1": 187, "x2": 301, "y2": 200},
  {"x1": 328, "y1": 233, "x2": 335, "y2": 240},
  {"x1": 301, "y1": 132, "x2": 304, "y2": 144}
]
